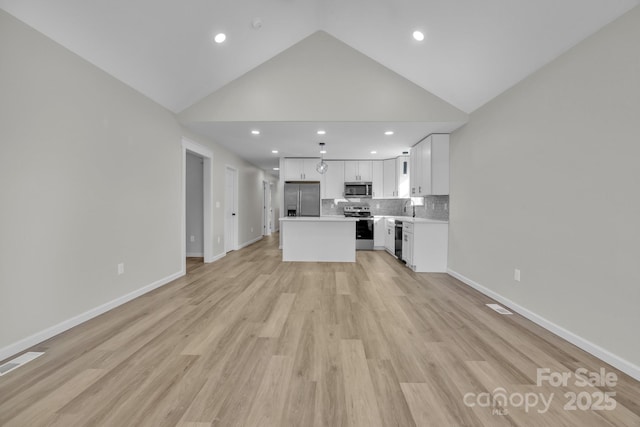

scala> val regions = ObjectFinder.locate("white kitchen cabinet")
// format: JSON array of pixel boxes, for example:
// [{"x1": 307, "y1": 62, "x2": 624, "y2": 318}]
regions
[
  {"x1": 372, "y1": 161, "x2": 383, "y2": 199},
  {"x1": 373, "y1": 217, "x2": 386, "y2": 249},
  {"x1": 383, "y1": 159, "x2": 396, "y2": 198},
  {"x1": 409, "y1": 143, "x2": 421, "y2": 197},
  {"x1": 403, "y1": 221, "x2": 448, "y2": 272},
  {"x1": 284, "y1": 158, "x2": 304, "y2": 181},
  {"x1": 283, "y1": 158, "x2": 322, "y2": 181},
  {"x1": 402, "y1": 223, "x2": 414, "y2": 266},
  {"x1": 409, "y1": 134, "x2": 449, "y2": 196},
  {"x1": 396, "y1": 155, "x2": 410, "y2": 198},
  {"x1": 344, "y1": 160, "x2": 372, "y2": 182},
  {"x1": 322, "y1": 160, "x2": 345, "y2": 199},
  {"x1": 384, "y1": 218, "x2": 395, "y2": 255}
]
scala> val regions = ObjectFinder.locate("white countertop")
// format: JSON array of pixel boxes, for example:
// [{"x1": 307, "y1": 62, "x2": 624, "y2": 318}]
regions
[
  {"x1": 373, "y1": 215, "x2": 448, "y2": 224},
  {"x1": 280, "y1": 216, "x2": 358, "y2": 222}
]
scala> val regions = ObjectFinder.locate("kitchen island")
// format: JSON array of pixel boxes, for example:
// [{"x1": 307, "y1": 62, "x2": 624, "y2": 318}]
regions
[{"x1": 279, "y1": 216, "x2": 358, "y2": 262}]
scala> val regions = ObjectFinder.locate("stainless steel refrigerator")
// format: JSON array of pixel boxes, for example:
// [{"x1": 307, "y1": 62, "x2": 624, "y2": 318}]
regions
[{"x1": 284, "y1": 182, "x2": 320, "y2": 217}]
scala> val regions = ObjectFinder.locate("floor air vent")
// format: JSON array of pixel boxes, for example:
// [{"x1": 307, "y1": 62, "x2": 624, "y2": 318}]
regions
[
  {"x1": 0, "y1": 352, "x2": 44, "y2": 376},
  {"x1": 486, "y1": 303, "x2": 513, "y2": 315}
]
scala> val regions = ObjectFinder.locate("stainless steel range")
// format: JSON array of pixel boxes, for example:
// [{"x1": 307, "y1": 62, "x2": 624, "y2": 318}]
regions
[{"x1": 344, "y1": 206, "x2": 373, "y2": 250}]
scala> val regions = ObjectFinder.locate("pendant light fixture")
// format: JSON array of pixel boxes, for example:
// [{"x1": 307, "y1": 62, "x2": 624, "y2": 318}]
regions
[{"x1": 316, "y1": 142, "x2": 328, "y2": 174}]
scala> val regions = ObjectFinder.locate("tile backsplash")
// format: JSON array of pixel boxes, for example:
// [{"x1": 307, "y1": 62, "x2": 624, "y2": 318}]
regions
[
  {"x1": 321, "y1": 195, "x2": 449, "y2": 221},
  {"x1": 415, "y1": 195, "x2": 450, "y2": 221}
]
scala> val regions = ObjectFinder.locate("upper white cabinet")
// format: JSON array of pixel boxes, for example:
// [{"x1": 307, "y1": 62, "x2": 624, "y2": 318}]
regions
[
  {"x1": 382, "y1": 159, "x2": 396, "y2": 198},
  {"x1": 344, "y1": 161, "x2": 372, "y2": 182},
  {"x1": 410, "y1": 134, "x2": 449, "y2": 196},
  {"x1": 322, "y1": 160, "x2": 345, "y2": 199},
  {"x1": 382, "y1": 156, "x2": 409, "y2": 198},
  {"x1": 372, "y1": 161, "x2": 383, "y2": 199},
  {"x1": 396, "y1": 155, "x2": 410, "y2": 198},
  {"x1": 283, "y1": 158, "x2": 322, "y2": 181}
]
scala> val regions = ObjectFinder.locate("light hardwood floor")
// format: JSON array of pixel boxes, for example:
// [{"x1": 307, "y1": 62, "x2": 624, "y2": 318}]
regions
[{"x1": 1, "y1": 233, "x2": 639, "y2": 426}]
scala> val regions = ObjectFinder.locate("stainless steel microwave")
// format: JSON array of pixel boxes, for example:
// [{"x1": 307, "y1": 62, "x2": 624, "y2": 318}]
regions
[{"x1": 344, "y1": 182, "x2": 372, "y2": 198}]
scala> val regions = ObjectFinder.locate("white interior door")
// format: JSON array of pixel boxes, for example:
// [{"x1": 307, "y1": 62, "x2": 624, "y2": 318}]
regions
[
  {"x1": 225, "y1": 167, "x2": 237, "y2": 252},
  {"x1": 263, "y1": 181, "x2": 272, "y2": 236}
]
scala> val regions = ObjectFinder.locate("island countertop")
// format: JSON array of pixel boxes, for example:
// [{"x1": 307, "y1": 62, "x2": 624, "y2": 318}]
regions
[
  {"x1": 279, "y1": 216, "x2": 356, "y2": 262},
  {"x1": 279, "y1": 216, "x2": 358, "y2": 222}
]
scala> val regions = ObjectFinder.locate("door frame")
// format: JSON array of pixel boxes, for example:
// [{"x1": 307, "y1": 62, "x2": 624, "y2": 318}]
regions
[
  {"x1": 262, "y1": 180, "x2": 272, "y2": 236},
  {"x1": 225, "y1": 165, "x2": 239, "y2": 252},
  {"x1": 181, "y1": 137, "x2": 214, "y2": 273}
]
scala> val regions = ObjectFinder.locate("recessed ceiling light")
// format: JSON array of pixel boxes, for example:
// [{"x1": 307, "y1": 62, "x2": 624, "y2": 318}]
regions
[
  {"x1": 251, "y1": 130, "x2": 260, "y2": 135},
  {"x1": 371, "y1": 151, "x2": 377, "y2": 154},
  {"x1": 214, "y1": 33, "x2": 226, "y2": 44},
  {"x1": 412, "y1": 30, "x2": 425, "y2": 42},
  {"x1": 273, "y1": 167, "x2": 280, "y2": 171},
  {"x1": 317, "y1": 130, "x2": 326, "y2": 135},
  {"x1": 384, "y1": 131, "x2": 394, "y2": 136},
  {"x1": 271, "y1": 150, "x2": 278, "y2": 154},
  {"x1": 320, "y1": 150, "x2": 327, "y2": 154}
]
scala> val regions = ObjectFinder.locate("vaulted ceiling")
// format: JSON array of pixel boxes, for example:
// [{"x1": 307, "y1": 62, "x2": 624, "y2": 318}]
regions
[{"x1": 1, "y1": 0, "x2": 638, "y2": 173}]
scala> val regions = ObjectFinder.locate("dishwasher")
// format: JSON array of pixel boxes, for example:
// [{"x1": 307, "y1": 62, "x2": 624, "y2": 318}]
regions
[{"x1": 394, "y1": 220, "x2": 404, "y2": 262}]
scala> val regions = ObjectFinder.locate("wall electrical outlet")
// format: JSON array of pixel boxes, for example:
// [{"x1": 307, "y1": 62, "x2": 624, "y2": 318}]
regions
[
  {"x1": 190, "y1": 235, "x2": 195, "y2": 242},
  {"x1": 514, "y1": 269, "x2": 521, "y2": 282},
  {"x1": 217, "y1": 236, "x2": 221, "y2": 244},
  {"x1": 251, "y1": 227, "x2": 254, "y2": 233},
  {"x1": 117, "y1": 263, "x2": 125, "y2": 275},
  {"x1": 216, "y1": 201, "x2": 220, "y2": 208}
]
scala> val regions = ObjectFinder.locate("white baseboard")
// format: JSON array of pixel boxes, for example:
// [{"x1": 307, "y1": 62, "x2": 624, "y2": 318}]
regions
[
  {"x1": 238, "y1": 235, "x2": 263, "y2": 250},
  {"x1": 0, "y1": 270, "x2": 184, "y2": 363},
  {"x1": 207, "y1": 252, "x2": 226, "y2": 263},
  {"x1": 447, "y1": 269, "x2": 640, "y2": 382},
  {"x1": 186, "y1": 252, "x2": 204, "y2": 257}
]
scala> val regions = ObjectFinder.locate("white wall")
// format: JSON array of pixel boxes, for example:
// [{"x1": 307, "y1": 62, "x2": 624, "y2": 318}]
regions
[
  {"x1": 0, "y1": 10, "x2": 183, "y2": 351},
  {"x1": 449, "y1": 6, "x2": 640, "y2": 373},
  {"x1": 0, "y1": 9, "x2": 278, "y2": 357},
  {"x1": 185, "y1": 152, "x2": 204, "y2": 256},
  {"x1": 179, "y1": 31, "x2": 467, "y2": 124}
]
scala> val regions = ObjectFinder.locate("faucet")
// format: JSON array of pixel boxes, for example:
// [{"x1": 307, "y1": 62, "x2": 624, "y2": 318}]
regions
[{"x1": 404, "y1": 199, "x2": 416, "y2": 218}]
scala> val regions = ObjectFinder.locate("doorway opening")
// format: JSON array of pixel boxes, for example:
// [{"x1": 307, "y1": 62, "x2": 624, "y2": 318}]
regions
[
  {"x1": 186, "y1": 152, "x2": 204, "y2": 258},
  {"x1": 181, "y1": 138, "x2": 214, "y2": 274}
]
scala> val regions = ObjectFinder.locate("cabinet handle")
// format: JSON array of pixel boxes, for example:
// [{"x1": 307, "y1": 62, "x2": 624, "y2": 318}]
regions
[
  {"x1": 412, "y1": 188, "x2": 415, "y2": 194},
  {"x1": 419, "y1": 186, "x2": 421, "y2": 193}
]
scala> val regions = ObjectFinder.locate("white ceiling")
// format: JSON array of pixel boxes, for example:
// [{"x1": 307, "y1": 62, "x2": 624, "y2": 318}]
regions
[
  {"x1": 186, "y1": 121, "x2": 464, "y2": 170},
  {"x1": 2, "y1": 0, "x2": 638, "y2": 175}
]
